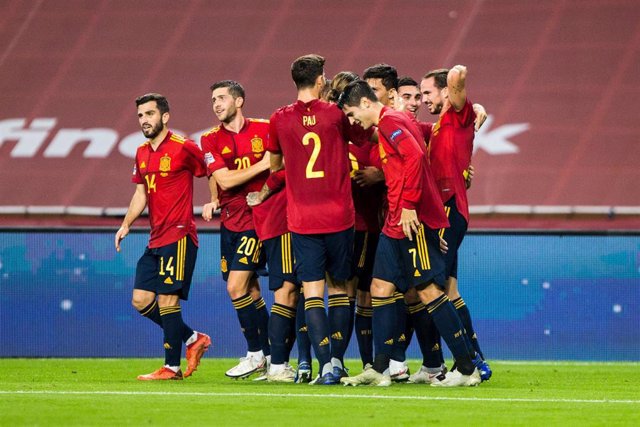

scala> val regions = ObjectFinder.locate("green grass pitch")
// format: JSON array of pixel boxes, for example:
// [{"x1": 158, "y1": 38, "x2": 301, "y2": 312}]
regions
[{"x1": 1, "y1": 359, "x2": 638, "y2": 426}]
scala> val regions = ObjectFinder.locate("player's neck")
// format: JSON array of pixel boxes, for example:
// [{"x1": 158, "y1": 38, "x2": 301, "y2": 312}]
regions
[
  {"x1": 149, "y1": 128, "x2": 169, "y2": 150},
  {"x1": 222, "y1": 113, "x2": 245, "y2": 134},
  {"x1": 297, "y1": 87, "x2": 319, "y2": 103}
]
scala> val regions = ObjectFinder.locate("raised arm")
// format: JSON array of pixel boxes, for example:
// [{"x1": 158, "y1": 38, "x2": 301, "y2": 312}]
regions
[{"x1": 447, "y1": 65, "x2": 468, "y2": 112}]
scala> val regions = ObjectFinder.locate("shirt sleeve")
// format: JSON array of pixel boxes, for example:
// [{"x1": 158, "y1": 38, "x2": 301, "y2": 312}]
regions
[
  {"x1": 131, "y1": 151, "x2": 143, "y2": 184},
  {"x1": 265, "y1": 169, "x2": 286, "y2": 192},
  {"x1": 454, "y1": 99, "x2": 476, "y2": 128},
  {"x1": 380, "y1": 117, "x2": 424, "y2": 210},
  {"x1": 200, "y1": 133, "x2": 227, "y2": 176},
  {"x1": 183, "y1": 139, "x2": 208, "y2": 178},
  {"x1": 266, "y1": 112, "x2": 282, "y2": 153}
]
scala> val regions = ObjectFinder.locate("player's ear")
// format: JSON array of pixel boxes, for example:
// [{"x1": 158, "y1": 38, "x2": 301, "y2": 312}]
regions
[
  {"x1": 360, "y1": 97, "x2": 370, "y2": 109},
  {"x1": 161, "y1": 112, "x2": 170, "y2": 125},
  {"x1": 235, "y1": 96, "x2": 244, "y2": 108}
]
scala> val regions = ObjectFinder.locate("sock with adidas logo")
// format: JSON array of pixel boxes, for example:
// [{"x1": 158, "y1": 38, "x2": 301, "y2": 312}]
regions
[
  {"x1": 304, "y1": 296, "x2": 332, "y2": 374},
  {"x1": 355, "y1": 304, "x2": 373, "y2": 367},
  {"x1": 295, "y1": 291, "x2": 312, "y2": 365},
  {"x1": 372, "y1": 295, "x2": 397, "y2": 372},
  {"x1": 328, "y1": 293, "x2": 350, "y2": 369},
  {"x1": 159, "y1": 305, "x2": 184, "y2": 368},
  {"x1": 254, "y1": 297, "x2": 271, "y2": 358},
  {"x1": 452, "y1": 296, "x2": 485, "y2": 360},
  {"x1": 232, "y1": 293, "x2": 262, "y2": 352},
  {"x1": 409, "y1": 301, "x2": 444, "y2": 368},
  {"x1": 269, "y1": 303, "x2": 296, "y2": 366}
]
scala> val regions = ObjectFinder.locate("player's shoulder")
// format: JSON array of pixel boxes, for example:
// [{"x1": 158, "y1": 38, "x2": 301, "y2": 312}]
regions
[
  {"x1": 247, "y1": 118, "x2": 270, "y2": 131},
  {"x1": 168, "y1": 132, "x2": 188, "y2": 144},
  {"x1": 201, "y1": 125, "x2": 221, "y2": 138},
  {"x1": 248, "y1": 117, "x2": 269, "y2": 124}
]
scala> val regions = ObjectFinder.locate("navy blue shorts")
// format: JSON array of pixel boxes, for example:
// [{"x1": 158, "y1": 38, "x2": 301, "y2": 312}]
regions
[
  {"x1": 220, "y1": 224, "x2": 266, "y2": 282},
  {"x1": 372, "y1": 225, "x2": 446, "y2": 293},
  {"x1": 134, "y1": 235, "x2": 197, "y2": 300},
  {"x1": 439, "y1": 197, "x2": 468, "y2": 279},
  {"x1": 352, "y1": 230, "x2": 379, "y2": 292},
  {"x1": 291, "y1": 227, "x2": 354, "y2": 282},
  {"x1": 263, "y1": 232, "x2": 300, "y2": 291}
]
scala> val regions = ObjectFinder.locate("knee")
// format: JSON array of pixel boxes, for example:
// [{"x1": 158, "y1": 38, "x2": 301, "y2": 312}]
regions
[{"x1": 131, "y1": 295, "x2": 151, "y2": 311}]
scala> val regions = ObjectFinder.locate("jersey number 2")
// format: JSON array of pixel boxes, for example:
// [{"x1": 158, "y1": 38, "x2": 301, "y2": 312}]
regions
[{"x1": 302, "y1": 132, "x2": 324, "y2": 179}]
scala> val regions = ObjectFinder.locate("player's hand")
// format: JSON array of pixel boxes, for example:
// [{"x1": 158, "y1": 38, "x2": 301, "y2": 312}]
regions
[
  {"x1": 465, "y1": 165, "x2": 475, "y2": 189},
  {"x1": 202, "y1": 200, "x2": 219, "y2": 221},
  {"x1": 115, "y1": 225, "x2": 129, "y2": 252},
  {"x1": 394, "y1": 93, "x2": 406, "y2": 112},
  {"x1": 439, "y1": 236, "x2": 448, "y2": 254},
  {"x1": 473, "y1": 104, "x2": 487, "y2": 131},
  {"x1": 258, "y1": 151, "x2": 272, "y2": 170},
  {"x1": 399, "y1": 208, "x2": 419, "y2": 241},
  {"x1": 246, "y1": 191, "x2": 263, "y2": 207},
  {"x1": 353, "y1": 166, "x2": 384, "y2": 187}
]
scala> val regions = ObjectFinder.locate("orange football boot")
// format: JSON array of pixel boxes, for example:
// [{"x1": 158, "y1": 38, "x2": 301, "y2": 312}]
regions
[
  {"x1": 184, "y1": 332, "x2": 212, "y2": 377},
  {"x1": 137, "y1": 366, "x2": 183, "y2": 381}
]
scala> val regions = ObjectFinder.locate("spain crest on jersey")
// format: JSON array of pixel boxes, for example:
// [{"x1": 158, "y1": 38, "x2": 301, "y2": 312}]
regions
[
  {"x1": 159, "y1": 154, "x2": 171, "y2": 177},
  {"x1": 432, "y1": 119, "x2": 441, "y2": 137},
  {"x1": 251, "y1": 136, "x2": 264, "y2": 159}
]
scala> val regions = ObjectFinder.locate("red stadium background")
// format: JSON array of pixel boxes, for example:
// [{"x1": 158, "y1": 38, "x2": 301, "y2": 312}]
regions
[{"x1": 1, "y1": 0, "x2": 639, "y2": 229}]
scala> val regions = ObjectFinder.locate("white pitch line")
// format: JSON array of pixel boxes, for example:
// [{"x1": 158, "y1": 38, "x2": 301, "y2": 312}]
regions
[{"x1": 0, "y1": 390, "x2": 638, "y2": 405}]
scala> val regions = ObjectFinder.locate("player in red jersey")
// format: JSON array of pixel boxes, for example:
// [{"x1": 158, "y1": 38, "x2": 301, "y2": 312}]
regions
[
  {"x1": 420, "y1": 66, "x2": 492, "y2": 382},
  {"x1": 115, "y1": 93, "x2": 211, "y2": 381},
  {"x1": 245, "y1": 170, "x2": 301, "y2": 382},
  {"x1": 323, "y1": 71, "x2": 383, "y2": 372},
  {"x1": 200, "y1": 80, "x2": 271, "y2": 379},
  {"x1": 338, "y1": 81, "x2": 481, "y2": 387},
  {"x1": 268, "y1": 54, "x2": 360, "y2": 385}
]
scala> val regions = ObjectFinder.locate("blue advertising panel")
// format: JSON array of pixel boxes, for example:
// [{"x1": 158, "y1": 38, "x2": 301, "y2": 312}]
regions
[{"x1": 0, "y1": 230, "x2": 638, "y2": 361}]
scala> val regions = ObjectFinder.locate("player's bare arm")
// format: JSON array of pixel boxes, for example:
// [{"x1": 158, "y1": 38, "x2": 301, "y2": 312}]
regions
[
  {"x1": 246, "y1": 182, "x2": 273, "y2": 207},
  {"x1": 212, "y1": 151, "x2": 271, "y2": 191},
  {"x1": 447, "y1": 65, "x2": 468, "y2": 112},
  {"x1": 115, "y1": 184, "x2": 147, "y2": 252},
  {"x1": 269, "y1": 152, "x2": 284, "y2": 173},
  {"x1": 202, "y1": 176, "x2": 220, "y2": 221}
]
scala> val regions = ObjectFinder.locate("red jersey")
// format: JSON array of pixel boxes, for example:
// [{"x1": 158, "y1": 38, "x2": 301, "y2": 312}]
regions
[
  {"x1": 376, "y1": 107, "x2": 449, "y2": 239},
  {"x1": 132, "y1": 131, "x2": 206, "y2": 248},
  {"x1": 268, "y1": 99, "x2": 354, "y2": 234},
  {"x1": 348, "y1": 141, "x2": 384, "y2": 233},
  {"x1": 429, "y1": 100, "x2": 476, "y2": 222},
  {"x1": 252, "y1": 170, "x2": 288, "y2": 241},
  {"x1": 201, "y1": 118, "x2": 270, "y2": 232}
]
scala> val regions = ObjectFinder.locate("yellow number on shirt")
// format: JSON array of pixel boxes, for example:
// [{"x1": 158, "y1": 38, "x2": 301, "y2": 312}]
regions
[
  {"x1": 302, "y1": 132, "x2": 324, "y2": 179},
  {"x1": 145, "y1": 174, "x2": 157, "y2": 193},
  {"x1": 234, "y1": 157, "x2": 251, "y2": 170}
]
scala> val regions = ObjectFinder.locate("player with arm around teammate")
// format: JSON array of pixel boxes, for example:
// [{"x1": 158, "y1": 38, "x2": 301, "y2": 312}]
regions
[{"x1": 338, "y1": 81, "x2": 481, "y2": 387}]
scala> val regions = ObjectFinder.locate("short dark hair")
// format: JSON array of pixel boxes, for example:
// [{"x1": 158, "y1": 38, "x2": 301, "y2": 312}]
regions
[
  {"x1": 135, "y1": 93, "x2": 169, "y2": 114},
  {"x1": 209, "y1": 80, "x2": 246, "y2": 101},
  {"x1": 291, "y1": 54, "x2": 325, "y2": 89},
  {"x1": 362, "y1": 63, "x2": 398, "y2": 90},
  {"x1": 398, "y1": 76, "x2": 418, "y2": 88},
  {"x1": 326, "y1": 71, "x2": 359, "y2": 103},
  {"x1": 423, "y1": 68, "x2": 449, "y2": 89},
  {"x1": 337, "y1": 80, "x2": 377, "y2": 109}
]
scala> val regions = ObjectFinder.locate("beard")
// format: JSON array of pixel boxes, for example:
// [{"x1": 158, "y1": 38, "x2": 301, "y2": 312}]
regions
[{"x1": 142, "y1": 120, "x2": 164, "y2": 139}]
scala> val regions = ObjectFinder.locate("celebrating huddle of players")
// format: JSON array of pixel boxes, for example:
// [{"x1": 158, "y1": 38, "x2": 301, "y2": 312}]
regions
[{"x1": 116, "y1": 54, "x2": 491, "y2": 387}]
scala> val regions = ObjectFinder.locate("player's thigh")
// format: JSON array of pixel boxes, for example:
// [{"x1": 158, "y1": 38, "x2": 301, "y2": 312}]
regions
[
  {"x1": 291, "y1": 232, "x2": 327, "y2": 282},
  {"x1": 324, "y1": 227, "x2": 355, "y2": 282}
]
